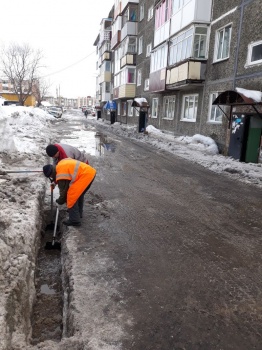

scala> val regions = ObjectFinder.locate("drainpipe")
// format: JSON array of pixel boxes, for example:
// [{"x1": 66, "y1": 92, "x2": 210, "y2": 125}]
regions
[{"x1": 232, "y1": 0, "x2": 245, "y2": 89}]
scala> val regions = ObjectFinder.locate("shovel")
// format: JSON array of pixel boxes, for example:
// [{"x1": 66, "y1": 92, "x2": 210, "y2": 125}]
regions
[
  {"x1": 45, "y1": 207, "x2": 61, "y2": 251},
  {"x1": 45, "y1": 184, "x2": 55, "y2": 230},
  {"x1": 0, "y1": 170, "x2": 42, "y2": 175}
]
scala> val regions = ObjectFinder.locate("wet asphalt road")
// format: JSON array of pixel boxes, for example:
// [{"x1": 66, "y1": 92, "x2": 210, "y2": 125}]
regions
[{"x1": 57, "y1": 115, "x2": 262, "y2": 350}]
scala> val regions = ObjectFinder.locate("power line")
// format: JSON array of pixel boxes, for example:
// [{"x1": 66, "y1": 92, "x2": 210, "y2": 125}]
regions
[{"x1": 41, "y1": 50, "x2": 96, "y2": 78}]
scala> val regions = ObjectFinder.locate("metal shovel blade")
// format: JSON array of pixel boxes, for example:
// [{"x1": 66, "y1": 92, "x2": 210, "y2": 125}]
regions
[{"x1": 45, "y1": 241, "x2": 61, "y2": 251}]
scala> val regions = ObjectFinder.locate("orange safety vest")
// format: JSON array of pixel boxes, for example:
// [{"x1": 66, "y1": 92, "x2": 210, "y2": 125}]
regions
[{"x1": 56, "y1": 158, "x2": 96, "y2": 208}]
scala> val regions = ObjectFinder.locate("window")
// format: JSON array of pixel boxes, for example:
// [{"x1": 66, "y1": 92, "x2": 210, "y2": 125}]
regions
[
  {"x1": 117, "y1": 102, "x2": 121, "y2": 115},
  {"x1": 138, "y1": 36, "x2": 143, "y2": 54},
  {"x1": 105, "y1": 82, "x2": 111, "y2": 93},
  {"x1": 140, "y1": 3, "x2": 144, "y2": 21},
  {"x1": 214, "y1": 24, "x2": 232, "y2": 62},
  {"x1": 193, "y1": 27, "x2": 207, "y2": 59},
  {"x1": 146, "y1": 43, "x2": 152, "y2": 57},
  {"x1": 169, "y1": 28, "x2": 193, "y2": 65},
  {"x1": 152, "y1": 98, "x2": 158, "y2": 118},
  {"x1": 137, "y1": 69, "x2": 142, "y2": 86},
  {"x1": 151, "y1": 44, "x2": 168, "y2": 72},
  {"x1": 127, "y1": 101, "x2": 134, "y2": 116},
  {"x1": 122, "y1": 102, "x2": 127, "y2": 116},
  {"x1": 120, "y1": 67, "x2": 136, "y2": 84},
  {"x1": 208, "y1": 92, "x2": 223, "y2": 123},
  {"x1": 172, "y1": 0, "x2": 190, "y2": 14},
  {"x1": 121, "y1": 36, "x2": 137, "y2": 57},
  {"x1": 148, "y1": 6, "x2": 153, "y2": 21},
  {"x1": 163, "y1": 96, "x2": 176, "y2": 120},
  {"x1": 169, "y1": 26, "x2": 207, "y2": 65},
  {"x1": 247, "y1": 40, "x2": 262, "y2": 66},
  {"x1": 122, "y1": 6, "x2": 138, "y2": 27},
  {"x1": 181, "y1": 94, "x2": 198, "y2": 121},
  {"x1": 144, "y1": 78, "x2": 149, "y2": 91}
]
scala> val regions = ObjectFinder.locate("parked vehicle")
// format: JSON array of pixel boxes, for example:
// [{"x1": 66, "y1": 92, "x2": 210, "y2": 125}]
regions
[{"x1": 47, "y1": 106, "x2": 62, "y2": 118}]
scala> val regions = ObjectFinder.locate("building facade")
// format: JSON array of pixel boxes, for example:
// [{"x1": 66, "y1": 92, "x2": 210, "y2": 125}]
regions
[{"x1": 94, "y1": 0, "x2": 262, "y2": 160}]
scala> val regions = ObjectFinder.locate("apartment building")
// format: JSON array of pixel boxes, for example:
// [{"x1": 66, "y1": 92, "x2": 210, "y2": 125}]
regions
[{"x1": 94, "y1": 0, "x2": 262, "y2": 161}]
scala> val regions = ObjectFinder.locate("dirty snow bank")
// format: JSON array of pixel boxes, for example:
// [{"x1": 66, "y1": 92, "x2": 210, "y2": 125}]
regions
[{"x1": 0, "y1": 106, "x2": 57, "y2": 349}]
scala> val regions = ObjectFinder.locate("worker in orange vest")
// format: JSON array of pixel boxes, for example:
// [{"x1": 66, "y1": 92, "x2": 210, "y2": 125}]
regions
[{"x1": 43, "y1": 158, "x2": 96, "y2": 226}]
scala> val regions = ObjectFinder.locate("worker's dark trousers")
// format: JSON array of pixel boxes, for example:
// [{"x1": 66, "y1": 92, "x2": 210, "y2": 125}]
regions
[{"x1": 68, "y1": 176, "x2": 96, "y2": 222}]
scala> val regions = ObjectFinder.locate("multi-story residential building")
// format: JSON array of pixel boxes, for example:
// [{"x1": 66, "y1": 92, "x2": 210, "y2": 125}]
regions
[
  {"x1": 111, "y1": 0, "x2": 139, "y2": 124},
  {"x1": 94, "y1": 7, "x2": 114, "y2": 120},
  {"x1": 132, "y1": 0, "x2": 154, "y2": 129},
  {"x1": 94, "y1": 0, "x2": 262, "y2": 162},
  {"x1": 77, "y1": 96, "x2": 96, "y2": 109},
  {"x1": 203, "y1": 0, "x2": 262, "y2": 159},
  {"x1": 150, "y1": 0, "x2": 212, "y2": 134}
]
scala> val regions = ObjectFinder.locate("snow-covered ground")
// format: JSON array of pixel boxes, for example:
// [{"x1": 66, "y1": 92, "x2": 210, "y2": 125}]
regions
[
  {"x1": 0, "y1": 105, "x2": 261, "y2": 349},
  {"x1": 93, "y1": 115, "x2": 262, "y2": 190},
  {"x1": 0, "y1": 105, "x2": 261, "y2": 189}
]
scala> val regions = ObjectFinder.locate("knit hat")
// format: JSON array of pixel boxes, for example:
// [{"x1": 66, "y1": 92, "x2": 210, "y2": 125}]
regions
[
  {"x1": 43, "y1": 164, "x2": 53, "y2": 178},
  {"x1": 46, "y1": 144, "x2": 58, "y2": 157}
]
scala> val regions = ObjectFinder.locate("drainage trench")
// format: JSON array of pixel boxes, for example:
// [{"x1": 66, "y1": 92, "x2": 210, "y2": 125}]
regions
[{"x1": 30, "y1": 210, "x2": 65, "y2": 345}]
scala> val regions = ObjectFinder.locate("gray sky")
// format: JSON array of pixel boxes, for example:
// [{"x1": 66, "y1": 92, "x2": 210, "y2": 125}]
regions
[{"x1": 0, "y1": 0, "x2": 112, "y2": 99}]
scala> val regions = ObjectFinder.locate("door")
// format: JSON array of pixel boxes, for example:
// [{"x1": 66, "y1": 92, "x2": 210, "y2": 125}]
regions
[
  {"x1": 245, "y1": 115, "x2": 262, "y2": 163},
  {"x1": 228, "y1": 114, "x2": 249, "y2": 161},
  {"x1": 138, "y1": 111, "x2": 146, "y2": 133}
]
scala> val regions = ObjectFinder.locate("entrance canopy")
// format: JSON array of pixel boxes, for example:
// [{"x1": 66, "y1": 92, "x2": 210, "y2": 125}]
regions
[
  {"x1": 212, "y1": 89, "x2": 262, "y2": 125},
  {"x1": 104, "y1": 100, "x2": 117, "y2": 110},
  {"x1": 212, "y1": 90, "x2": 262, "y2": 107},
  {"x1": 131, "y1": 97, "x2": 149, "y2": 108}
]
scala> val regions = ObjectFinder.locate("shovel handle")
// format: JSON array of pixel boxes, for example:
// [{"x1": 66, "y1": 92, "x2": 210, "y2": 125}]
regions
[
  {"x1": 52, "y1": 207, "x2": 59, "y2": 245},
  {"x1": 51, "y1": 186, "x2": 54, "y2": 214}
]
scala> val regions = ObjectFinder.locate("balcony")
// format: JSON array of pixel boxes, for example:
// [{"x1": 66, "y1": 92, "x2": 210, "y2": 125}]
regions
[
  {"x1": 101, "y1": 92, "x2": 111, "y2": 103},
  {"x1": 166, "y1": 60, "x2": 206, "y2": 90},
  {"x1": 99, "y1": 30, "x2": 111, "y2": 47},
  {"x1": 102, "y1": 52, "x2": 111, "y2": 62},
  {"x1": 121, "y1": 54, "x2": 136, "y2": 68},
  {"x1": 154, "y1": 21, "x2": 170, "y2": 47},
  {"x1": 111, "y1": 31, "x2": 121, "y2": 50},
  {"x1": 119, "y1": 84, "x2": 136, "y2": 99},
  {"x1": 99, "y1": 71, "x2": 111, "y2": 83},
  {"x1": 149, "y1": 69, "x2": 166, "y2": 93},
  {"x1": 122, "y1": 0, "x2": 139, "y2": 9},
  {"x1": 121, "y1": 21, "x2": 138, "y2": 41},
  {"x1": 170, "y1": 0, "x2": 212, "y2": 36}
]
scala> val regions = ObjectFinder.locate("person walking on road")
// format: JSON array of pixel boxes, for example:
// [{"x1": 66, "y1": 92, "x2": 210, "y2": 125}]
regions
[
  {"x1": 46, "y1": 143, "x2": 89, "y2": 165},
  {"x1": 43, "y1": 159, "x2": 96, "y2": 226}
]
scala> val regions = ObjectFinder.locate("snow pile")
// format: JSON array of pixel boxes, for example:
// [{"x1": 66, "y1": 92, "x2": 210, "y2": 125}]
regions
[
  {"x1": 0, "y1": 97, "x2": 6, "y2": 106},
  {"x1": 94, "y1": 114, "x2": 262, "y2": 188},
  {"x1": 0, "y1": 106, "x2": 55, "y2": 155},
  {"x1": 177, "y1": 134, "x2": 219, "y2": 155},
  {"x1": 236, "y1": 87, "x2": 262, "y2": 103}
]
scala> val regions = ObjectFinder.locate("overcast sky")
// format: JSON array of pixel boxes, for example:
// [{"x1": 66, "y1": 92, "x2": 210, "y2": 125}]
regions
[{"x1": 0, "y1": 0, "x2": 113, "y2": 99}]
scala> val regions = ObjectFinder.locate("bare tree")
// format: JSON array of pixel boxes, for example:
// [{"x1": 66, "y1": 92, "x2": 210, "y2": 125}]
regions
[
  {"x1": 1, "y1": 43, "x2": 43, "y2": 106},
  {"x1": 33, "y1": 78, "x2": 51, "y2": 107}
]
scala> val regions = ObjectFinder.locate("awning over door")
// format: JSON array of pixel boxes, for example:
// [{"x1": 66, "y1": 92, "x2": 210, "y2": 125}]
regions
[
  {"x1": 212, "y1": 90, "x2": 262, "y2": 106},
  {"x1": 131, "y1": 97, "x2": 149, "y2": 108},
  {"x1": 212, "y1": 89, "x2": 262, "y2": 123},
  {"x1": 104, "y1": 100, "x2": 117, "y2": 110}
]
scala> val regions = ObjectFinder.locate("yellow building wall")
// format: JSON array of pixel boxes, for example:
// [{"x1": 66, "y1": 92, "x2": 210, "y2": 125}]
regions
[{"x1": 1, "y1": 93, "x2": 36, "y2": 106}]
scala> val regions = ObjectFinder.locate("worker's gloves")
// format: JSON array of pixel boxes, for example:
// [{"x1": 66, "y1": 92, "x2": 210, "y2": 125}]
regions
[
  {"x1": 50, "y1": 182, "x2": 56, "y2": 189},
  {"x1": 55, "y1": 201, "x2": 66, "y2": 209}
]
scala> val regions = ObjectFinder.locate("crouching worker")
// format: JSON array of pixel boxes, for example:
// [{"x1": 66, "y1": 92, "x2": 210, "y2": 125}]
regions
[
  {"x1": 46, "y1": 143, "x2": 89, "y2": 165},
  {"x1": 43, "y1": 159, "x2": 96, "y2": 227}
]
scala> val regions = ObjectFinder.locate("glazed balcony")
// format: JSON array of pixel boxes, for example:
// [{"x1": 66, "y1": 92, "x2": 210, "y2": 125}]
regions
[{"x1": 166, "y1": 59, "x2": 206, "y2": 90}]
